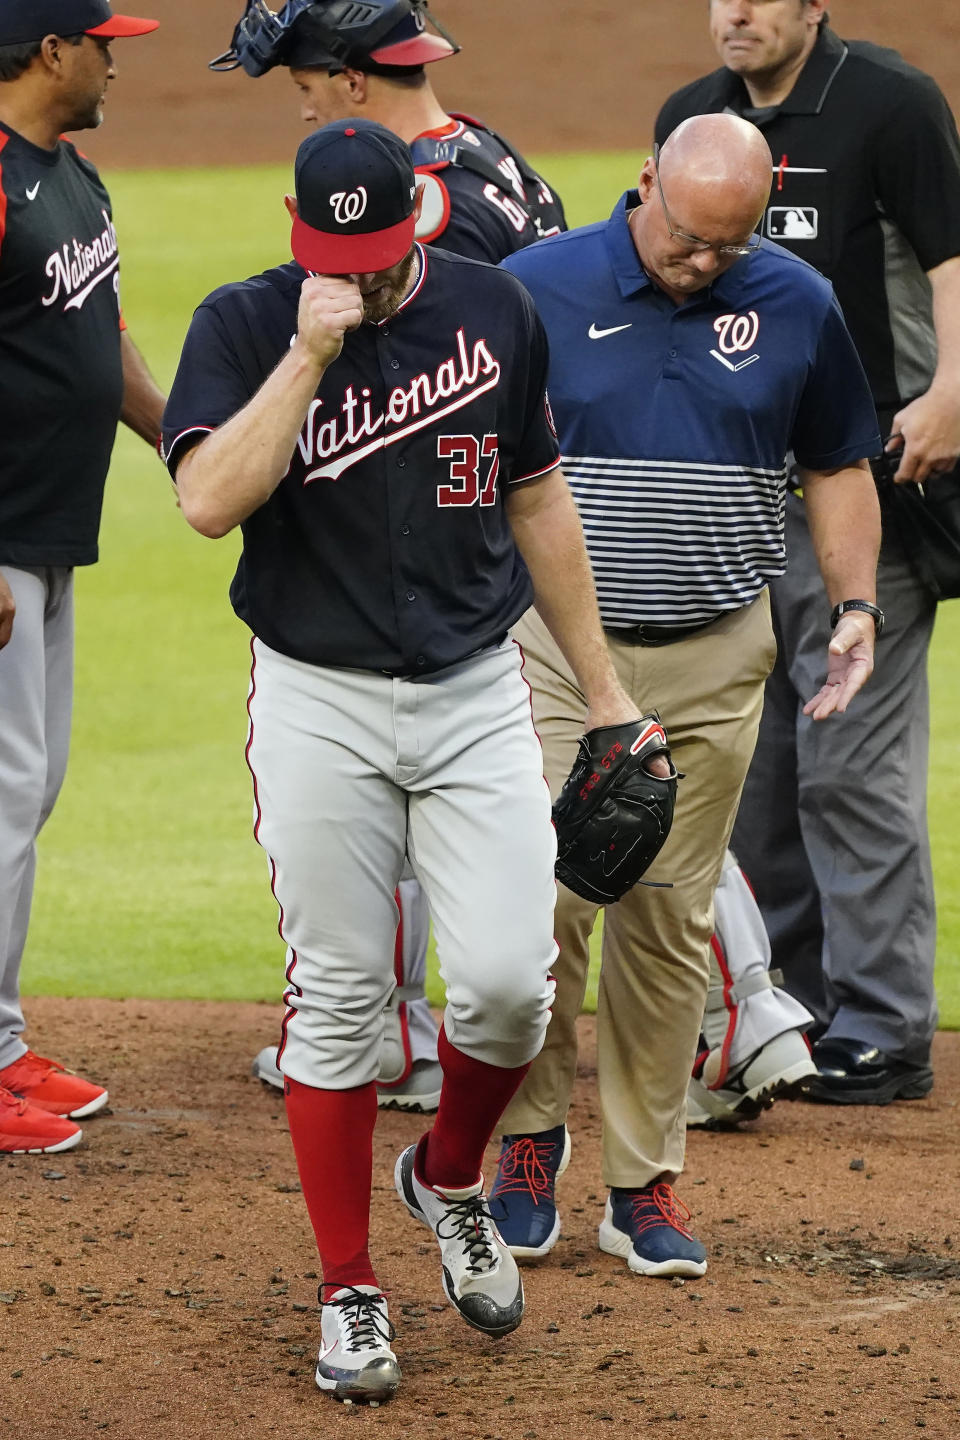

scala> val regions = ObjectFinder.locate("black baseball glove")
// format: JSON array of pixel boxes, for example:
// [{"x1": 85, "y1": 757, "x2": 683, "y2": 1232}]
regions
[{"x1": 552, "y1": 714, "x2": 679, "y2": 905}]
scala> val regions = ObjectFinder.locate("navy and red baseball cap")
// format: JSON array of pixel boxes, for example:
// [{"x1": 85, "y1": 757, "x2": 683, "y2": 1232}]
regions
[
  {"x1": 291, "y1": 119, "x2": 418, "y2": 274},
  {"x1": 0, "y1": 0, "x2": 158, "y2": 44},
  {"x1": 285, "y1": 1, "x2": 455, "y2": 72}
]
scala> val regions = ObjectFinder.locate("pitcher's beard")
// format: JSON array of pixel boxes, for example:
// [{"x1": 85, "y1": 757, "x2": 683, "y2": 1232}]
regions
[{"x1": 362, "y1": 249, "x2": 418, "y2": 324}]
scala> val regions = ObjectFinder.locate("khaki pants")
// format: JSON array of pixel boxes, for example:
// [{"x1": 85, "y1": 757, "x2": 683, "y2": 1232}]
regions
[{"x1": 501, "y1": 593, "x2": 776, "y2": 1187}]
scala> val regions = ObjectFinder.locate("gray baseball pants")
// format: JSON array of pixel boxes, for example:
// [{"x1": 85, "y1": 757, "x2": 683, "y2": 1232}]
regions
[
  {"x1": 0, "y1": 566, "x2": 74, "y2": 1072},
  {"x1": 245, "y1": 635, "x2": 558, "y2": 1090},
  {"x1": 732, "y1": 492, "x2": 938, "y2": 1064}
]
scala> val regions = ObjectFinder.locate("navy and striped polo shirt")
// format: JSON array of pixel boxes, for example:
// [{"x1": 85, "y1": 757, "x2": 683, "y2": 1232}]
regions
[{"x1": 502, "y1": 193, "x2": 881, "y2": 627}]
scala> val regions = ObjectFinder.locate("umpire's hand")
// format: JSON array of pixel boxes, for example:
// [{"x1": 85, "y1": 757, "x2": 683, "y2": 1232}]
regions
[
  {"x1": 296, "y1": 275, "x2": 364, "y2": 370},
  {"x1": 887, "y1": 384, "x2": 960, "y2": 485}
]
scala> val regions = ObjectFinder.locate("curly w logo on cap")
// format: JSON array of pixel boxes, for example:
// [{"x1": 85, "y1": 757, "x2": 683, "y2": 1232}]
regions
[
  {"x1": 331, "y1": 189, "x2": 369, "y2": 226},
  {"x1": 290, "y1": 120, "x2": 418, "y2": 274}
]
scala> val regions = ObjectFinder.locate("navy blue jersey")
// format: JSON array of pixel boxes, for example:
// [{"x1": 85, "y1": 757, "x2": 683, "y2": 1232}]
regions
[
  {"x1": 502, "y1": 195, "x2": 880, "y2": 626},
  {"x1": 0, "y1": 124, "x2": 124, "y2": 568},
  {"x1": 162, "y1": 245, "x2": 560, "y2": 672},
  {"x1": 411, "y1": 115, "x2": 565, "y2": 264}
]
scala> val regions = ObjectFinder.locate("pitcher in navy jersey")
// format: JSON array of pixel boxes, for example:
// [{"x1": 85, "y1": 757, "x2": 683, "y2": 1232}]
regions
[
  {"x1": 0, "y1": 0, "x2": 163, "y2": 1159},
  {"x1": 214, "y1": 0, "x2": 568, "y2": 1110},
  {"x1": 162, "y1": 118, "x2": 651, "y2": 1406}
]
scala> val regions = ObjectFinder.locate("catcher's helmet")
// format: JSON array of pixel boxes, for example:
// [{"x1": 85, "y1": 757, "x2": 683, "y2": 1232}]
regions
[{"x1": 210, "y1": 0, "x2": 459, "y2": 77}]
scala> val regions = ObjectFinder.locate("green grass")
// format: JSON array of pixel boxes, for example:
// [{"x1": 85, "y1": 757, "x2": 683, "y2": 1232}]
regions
[{"x1": 18, "y1": 155, "x2": 960, "y2": 1026}]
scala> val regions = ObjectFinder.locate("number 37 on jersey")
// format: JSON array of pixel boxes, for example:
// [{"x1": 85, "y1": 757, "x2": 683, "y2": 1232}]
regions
[{"x1": 436, "y1": 433, "x2": 500, "y2": 507}]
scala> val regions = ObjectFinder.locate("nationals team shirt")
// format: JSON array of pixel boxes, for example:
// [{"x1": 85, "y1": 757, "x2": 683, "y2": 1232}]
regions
[
  {"x1": 0, "y1": 123, "x2": 124, "y2": 567},
  {"x1": 162, "y1": 245, "x2": 560, "y2": 673},
  {"x1": 410, "y1": 115, "x2": 566, "y2": 264},
  {"x1": 502, "y1": 196, "x2": 880, "y2": 627}
]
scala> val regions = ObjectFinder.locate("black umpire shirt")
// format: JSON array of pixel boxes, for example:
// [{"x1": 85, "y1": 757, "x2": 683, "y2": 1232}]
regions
[
  {"x1": 0, "y1": 123, "x2": 124, "y2": 567},
  {"x1": 162, "y1": 247, "x2": 560, "y2": 675},
  {"x1": 655, "y1": 24, "x2": 960, "y2": 420}
]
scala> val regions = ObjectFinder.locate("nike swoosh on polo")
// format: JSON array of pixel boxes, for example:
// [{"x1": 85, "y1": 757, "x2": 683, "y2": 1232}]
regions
[
  {"x1": 588, "y1": 322, "x2": 632, "y2": 340},
  {"x1": 26, "y1": 182, "x2": 40, "y2": 200}
]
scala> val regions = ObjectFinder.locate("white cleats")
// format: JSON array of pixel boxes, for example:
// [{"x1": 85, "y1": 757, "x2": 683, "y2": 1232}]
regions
[
  {"x1": 315, "y1": 1284, "x2": 401, "y2": 1405},
  {"x1": 395, "y1": 1142, "x2": 524, "y2": 1337},
  {"x1": 687, "y1": 1028, "x2": 817, "y2": 1127},
  {"x1": 250, "y1": 1046, "x2": 284, "y2": 1090}
]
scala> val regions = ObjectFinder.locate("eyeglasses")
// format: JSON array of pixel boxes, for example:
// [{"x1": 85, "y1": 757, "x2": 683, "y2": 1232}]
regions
[{"x1": 652, "y1": 144, "x2": 762, "y2": 259}]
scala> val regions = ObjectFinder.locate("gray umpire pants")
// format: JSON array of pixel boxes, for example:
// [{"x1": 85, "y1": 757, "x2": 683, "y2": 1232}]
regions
[
  {"x1": 731, "y1": 493, "x2": 938, "y2": 1065},
  {"x1": 0, "y1": 566, "x2": 74, "y2": 1072}
]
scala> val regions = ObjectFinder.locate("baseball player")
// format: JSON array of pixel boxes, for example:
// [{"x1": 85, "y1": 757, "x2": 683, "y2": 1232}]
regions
[
  {"x1": 161, "y1": 118, "x2": 646, "y2": 1405},
  {"x1": 687, "y1": 851, "x2": 816, "y2": 1127},
  {"x1": 0, "y1": 0, "x2": 163, "y2": 1157},
  {"x1": 213, "y1": 0, "x2": 567, "y2": 1111}
]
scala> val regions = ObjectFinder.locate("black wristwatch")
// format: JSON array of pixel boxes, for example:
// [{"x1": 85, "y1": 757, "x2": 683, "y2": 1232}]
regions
[{"x1": 830, "y1": 599, "x2": 885, "y2": 636}]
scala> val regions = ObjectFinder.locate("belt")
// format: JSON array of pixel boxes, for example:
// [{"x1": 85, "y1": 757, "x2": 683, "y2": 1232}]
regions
[{"x1": 603, "y1": 617, "x2": 719, "y2": 647}]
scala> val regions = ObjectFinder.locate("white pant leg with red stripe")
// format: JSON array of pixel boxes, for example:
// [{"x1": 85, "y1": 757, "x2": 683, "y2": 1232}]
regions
[
  {"x1": 699, "y1": 851, "x2": 814, "y2": 1083},
  {"x1": 378, "y1": 875, "x2": 438, "y2": 1085},
  {"x1": 245, "y1": 637, "x2": 557, "y2": 1089}
]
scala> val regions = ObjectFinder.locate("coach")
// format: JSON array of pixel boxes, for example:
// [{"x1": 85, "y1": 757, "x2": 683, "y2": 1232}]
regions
[
  {"x1": 656, "y1": 0, "x2": 960, "y2": 1104},
  {"x1": 489, "y1": 113, "x2": 881, "y2": 1276},
  {"x1": 0, "y1": 0, "x2": 163, "y2": 1158}
]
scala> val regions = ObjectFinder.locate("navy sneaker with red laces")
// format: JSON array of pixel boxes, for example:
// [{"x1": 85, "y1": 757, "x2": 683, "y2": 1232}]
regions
[
  {"x1": 489, "y1": 1125, "x2": 571, "y2": 1261},
  {"x1": 599, "y1": 1181, "x2": 708, "y2": 1277}
]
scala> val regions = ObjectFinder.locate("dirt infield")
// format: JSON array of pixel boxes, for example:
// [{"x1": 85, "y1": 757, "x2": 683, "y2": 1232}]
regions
[
  {"x1": 80, "y1": 0, "x2": 960, "y2": 171},
  {"x1": 3, "y1": 998, "x2": 960, "y2": 1440},
  {"x1": 10, "y1": 7, "x2": 960, "y2": 1438}
]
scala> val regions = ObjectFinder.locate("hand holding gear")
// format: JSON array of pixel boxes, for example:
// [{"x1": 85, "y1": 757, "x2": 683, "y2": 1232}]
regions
[{"x1": 552, "y1": 714, "x2": 679, "y2": 906}]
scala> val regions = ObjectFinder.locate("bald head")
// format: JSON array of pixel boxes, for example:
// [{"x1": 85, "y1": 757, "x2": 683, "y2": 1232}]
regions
[
  {"x1": 659, "y1": 114, "x2": 772, "y2": 238},
  {"x1": 630, "y1": 113, "x2": 772, "y2": 305}
]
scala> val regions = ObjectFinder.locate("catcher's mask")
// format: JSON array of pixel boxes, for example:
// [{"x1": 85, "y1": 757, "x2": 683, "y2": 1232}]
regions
[{"x1": 210, "y1": 0, "x2": 459, "y2": 77}]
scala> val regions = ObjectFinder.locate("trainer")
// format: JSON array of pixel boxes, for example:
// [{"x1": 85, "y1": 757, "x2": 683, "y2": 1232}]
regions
[
  {"x1": 0, "y1": 0, "x2": 163, "y2": 1159},
  {"x1": 488, "y1": 113, "x2": 882, "y2": 1277},
  {"x1": 162, "y1": 118, "x2": 643, "y2": 1404},
  {"x1": 213, "y1": 0, "x2": 567, "y2": 1110},
  {"x1": 656, "y1": 0, "x2": 960, "y2": 1104}
]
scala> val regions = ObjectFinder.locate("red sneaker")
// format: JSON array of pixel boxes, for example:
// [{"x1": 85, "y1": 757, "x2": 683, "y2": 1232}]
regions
[
  {"x1": 0, "y1": 1085, "x2": 82, "y2": 1154},
  {"x1": 0, "y1": 1050, "x2": 108, "y2": 1119}
]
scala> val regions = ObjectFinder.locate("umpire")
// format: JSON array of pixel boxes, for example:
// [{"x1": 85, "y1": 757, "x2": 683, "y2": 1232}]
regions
[{"x1": 656, "y1": 0, "x2": 960, "y2": 1104}]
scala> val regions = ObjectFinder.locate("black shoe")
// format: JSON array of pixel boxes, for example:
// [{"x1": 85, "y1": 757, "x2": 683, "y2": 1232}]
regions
[{"x1": 805, "y1": 1036, "x2": 933, "y2": 1106}]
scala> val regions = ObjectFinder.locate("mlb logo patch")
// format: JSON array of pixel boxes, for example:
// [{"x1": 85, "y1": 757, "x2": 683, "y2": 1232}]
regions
[{"x1": 766, "y1": 206, "x2": 818, "y2": 239}]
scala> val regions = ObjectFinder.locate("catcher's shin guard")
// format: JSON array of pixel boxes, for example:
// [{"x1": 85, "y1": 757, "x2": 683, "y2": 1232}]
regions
[{"x1": 687, "y1": 851, "x2": 816, "y2": 1127}]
